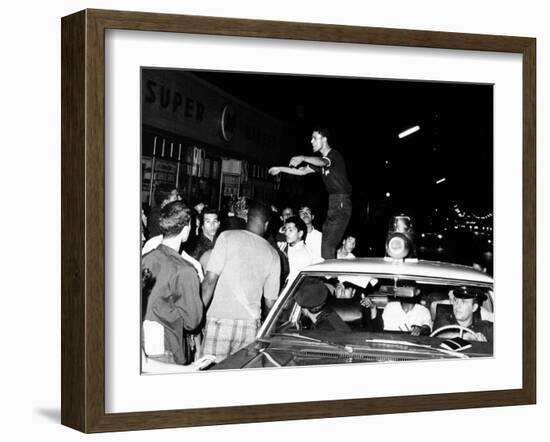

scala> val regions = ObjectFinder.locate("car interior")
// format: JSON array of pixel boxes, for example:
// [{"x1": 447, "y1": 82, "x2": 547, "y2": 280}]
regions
[{"x1": 271, "y1": 273, "x2": 493, "y2": 336}]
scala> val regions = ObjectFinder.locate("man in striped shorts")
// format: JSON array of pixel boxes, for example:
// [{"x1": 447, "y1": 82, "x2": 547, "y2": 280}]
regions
[{"x1": 200, "y1": 200, "x2": 281, "y2": 363}]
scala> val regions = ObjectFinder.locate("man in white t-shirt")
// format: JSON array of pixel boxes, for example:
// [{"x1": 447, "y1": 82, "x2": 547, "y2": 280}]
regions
[
  {"x1": 200, "y1": 201, "x2": 281, "y2": 363},
  {"x1": 381, "y1": 289, "x2": 432, "y2": 336},
  {"x1": 284, "y1": 215, "x2": 320, "y2": 277},
  {"x1": 298, "y1": 205, "x2": 323, "y2": 262}
]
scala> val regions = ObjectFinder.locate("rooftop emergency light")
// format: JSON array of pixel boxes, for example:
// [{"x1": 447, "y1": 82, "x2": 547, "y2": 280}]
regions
[{"x1": 385, "y1": 215, "x2": 418, "y2": 261}]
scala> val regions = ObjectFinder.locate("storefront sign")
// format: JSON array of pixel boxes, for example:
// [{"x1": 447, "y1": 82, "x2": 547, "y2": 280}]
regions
[
  {"x1": 145, "y1": 80, "x2": 205, "y2": 121},
  {"x1": 142, "y1": 70, "x2": 283, "y2": 164}
]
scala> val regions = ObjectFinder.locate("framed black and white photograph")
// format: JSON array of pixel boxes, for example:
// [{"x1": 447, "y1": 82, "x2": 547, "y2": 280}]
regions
[{"x1": 61, "y1": 9, "x2": 536, "y2": 433}]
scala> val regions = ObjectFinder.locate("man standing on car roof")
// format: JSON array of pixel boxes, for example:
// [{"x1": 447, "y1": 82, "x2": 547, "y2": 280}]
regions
[{"x1": 269, "y1": 127, "x2": 352, "y2": 260}]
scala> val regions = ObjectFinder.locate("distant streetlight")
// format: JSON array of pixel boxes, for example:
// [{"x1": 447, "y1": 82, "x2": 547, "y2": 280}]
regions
[
  {"x1": 385, "y1": 192, "x2": 391, "y2": 198},
  {"x1": 436, "y1": 177, "x2": 446, "y2": 184},
  {"x1": 398, "y1": 125, "x2": 420, "y2": 139}
]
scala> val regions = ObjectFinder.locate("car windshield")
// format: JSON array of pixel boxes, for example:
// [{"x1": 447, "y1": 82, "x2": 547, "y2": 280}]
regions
[{"x1": 264, "y1": 272, "x2": 493, "y2": 352}]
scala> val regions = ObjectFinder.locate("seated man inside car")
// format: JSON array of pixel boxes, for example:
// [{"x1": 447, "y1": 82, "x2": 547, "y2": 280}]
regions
[
  {"x1": 433, "y1": 286, "x2": 493, "y2": 343},
  {"x1": 296, "y1": 278, "x2": 351, "y2": 333},
  {"x1": 375, "y1": 287, "x2": 432, "y2": 336}
]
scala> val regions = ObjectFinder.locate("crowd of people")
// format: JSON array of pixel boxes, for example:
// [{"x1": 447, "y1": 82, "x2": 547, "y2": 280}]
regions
[
  {"x1": 141, "y1": 126, "x2": 494, "y2": 369},
  {"x1": 141, "y1": 127, "x2": 361, "y2": 366},
  {"x1": 141, "y1": 190, "x2": 360, "y2": 366},
  {"x1": 142, "y1": 178, "x2": 362, "y2": 365}
]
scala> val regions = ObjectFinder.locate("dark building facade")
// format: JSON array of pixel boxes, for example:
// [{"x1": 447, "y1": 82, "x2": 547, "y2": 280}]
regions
[{"x1": 141, "y1": 69, "x2": 287, "y2": 210}]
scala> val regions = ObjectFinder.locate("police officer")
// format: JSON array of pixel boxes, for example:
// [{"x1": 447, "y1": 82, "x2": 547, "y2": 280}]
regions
[
  {"x1": 433, "y1": 286, "x2": 493, "y2": 343},
  {"x1": 296, "y1": 278, "x2": 351, "y2": 333}
]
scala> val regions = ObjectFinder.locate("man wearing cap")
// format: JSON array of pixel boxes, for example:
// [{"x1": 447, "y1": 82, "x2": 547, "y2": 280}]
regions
[
  {"x1": 433, "y1": 286, "x2": 493, "y2": 343},
  {"x1": 296, "y1": 278, "x2": 351, "y2": 333}
]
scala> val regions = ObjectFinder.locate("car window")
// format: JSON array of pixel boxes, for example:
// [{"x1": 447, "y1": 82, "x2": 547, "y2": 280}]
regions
[
  {"x1": 269, "y1": 284, "x2": 301, "y2": 333},
  {"x1": 265, "y1": 272, "x2": 493, "y2": 338}
]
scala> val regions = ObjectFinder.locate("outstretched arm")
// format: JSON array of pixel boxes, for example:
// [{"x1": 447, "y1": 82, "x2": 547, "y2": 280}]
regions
[
  {"x1": 289, "y1": 155, "x2": 329, "y2": 168},
  {"x1": 269, "y1": 166, "x2": 314, "y2": 176}
]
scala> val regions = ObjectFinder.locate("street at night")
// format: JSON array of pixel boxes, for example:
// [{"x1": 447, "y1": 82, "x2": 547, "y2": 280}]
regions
[{"x1": 190, "y1": 69, "x2": 494, "y2": 269}]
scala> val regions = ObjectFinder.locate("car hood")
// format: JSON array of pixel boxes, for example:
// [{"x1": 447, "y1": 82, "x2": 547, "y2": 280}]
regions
[{"x1": 209, "y1": 331, "x2": 492, "y2": 370}]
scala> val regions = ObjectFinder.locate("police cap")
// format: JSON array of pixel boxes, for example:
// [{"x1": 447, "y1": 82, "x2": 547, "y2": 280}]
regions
[
  {"x1": 295, "y1": 278, "x2": 329, "y2": 309},
  {"x1": 453, "y1": 286, "x2": 487, "y2": 303}
]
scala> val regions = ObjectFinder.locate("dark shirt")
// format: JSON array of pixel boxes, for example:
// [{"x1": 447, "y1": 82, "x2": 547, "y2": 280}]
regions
[
  {"x1": 313, "y1": 306, "x2": 352, "y2": 333},
  {"x1": 311, "y1": 149, "x2": 352, "y2": 195},
  {"x1": 191, "y1": 233, "x2": 214, "y2": 260},
  {"x1": 142, "y1": 244, "x2": 203, "y2": 364},
  {"x1": 433, "y1": 304, "x2": 493, "y2": 343}
]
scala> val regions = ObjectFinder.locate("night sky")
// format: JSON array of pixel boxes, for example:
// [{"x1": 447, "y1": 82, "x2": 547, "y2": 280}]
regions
[{"x1": 193, "y1": 70, "x2": 493, "y2": 231}]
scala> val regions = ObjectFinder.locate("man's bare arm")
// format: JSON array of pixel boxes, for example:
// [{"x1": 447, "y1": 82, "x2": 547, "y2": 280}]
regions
[
  {"x1": 269, "y1": 166, "x2": 313, "y2": 176},
  {"x1": 265, "y1": 297, "x2": 276, "y2": 311},
  {"x1": 289, "y1": 155, "x2": 329, "y2": 168},
  {"x1": 263, "y1": 255, "x2": 281, "y2": 314},
  {"x1": 201, "y1": 271, "x2": 220, "y2": 309}
]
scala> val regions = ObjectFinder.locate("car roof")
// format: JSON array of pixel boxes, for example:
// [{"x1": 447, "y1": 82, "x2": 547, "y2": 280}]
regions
[{"x1": 303, "y1": 258, "x2": 493, "y2": 285}]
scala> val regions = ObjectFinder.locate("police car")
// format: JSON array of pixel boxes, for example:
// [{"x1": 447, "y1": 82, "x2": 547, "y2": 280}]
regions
[{"x1": 209, "y1": 216, "x2": 494, "y2": 370}]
